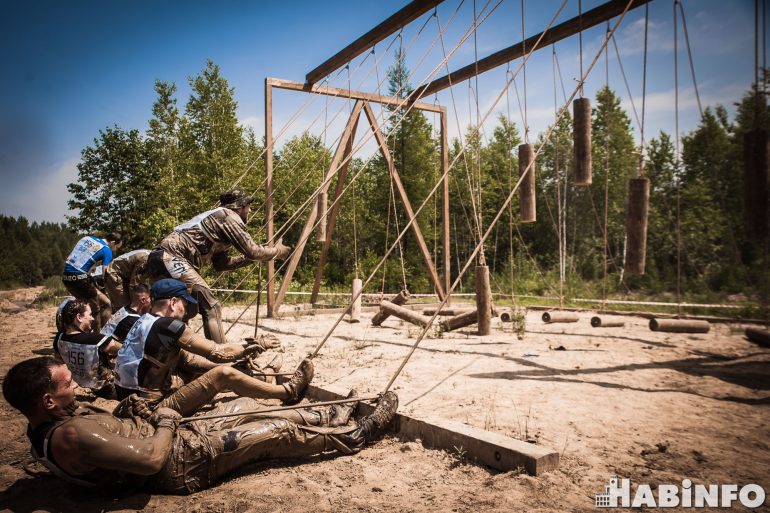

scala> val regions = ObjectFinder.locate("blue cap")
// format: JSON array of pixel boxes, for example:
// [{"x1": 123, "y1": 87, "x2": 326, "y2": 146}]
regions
[{"x1": 151, "y1": 279, "x2": 198, "y2": 304}]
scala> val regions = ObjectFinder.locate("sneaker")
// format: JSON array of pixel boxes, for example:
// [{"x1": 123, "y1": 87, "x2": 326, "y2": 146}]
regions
[
  {"x1": 283, "y1": 358, "x2": 314, "y2": 404},
  {"x1": 340, "y1": 391, "x2": 398, "y2": 449},
  {"x1": 329, "y1": 389, "x2": 359, "y2": 427}
]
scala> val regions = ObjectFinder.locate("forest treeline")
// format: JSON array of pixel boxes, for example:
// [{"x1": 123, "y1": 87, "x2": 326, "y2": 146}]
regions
[{"x1": 12, "y1": 56, "x2": 768, "y2": 304}]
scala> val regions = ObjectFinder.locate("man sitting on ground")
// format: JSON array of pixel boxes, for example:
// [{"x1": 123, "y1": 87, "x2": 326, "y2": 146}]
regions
[
  {"x1": 114, "y1": 278, "x2": 311, "y2": 416},
  {"x1": 2, "y1": 357, "x2": 398, "y2": 495},
  {"x1": 100, "y1": 284, "x2": 151, "y2": 343}
]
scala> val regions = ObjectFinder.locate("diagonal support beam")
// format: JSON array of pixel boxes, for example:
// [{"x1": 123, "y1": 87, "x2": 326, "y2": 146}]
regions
[
  {"x1": 273, "y1": 100, "x2": 365, "y2": 314},
  {"x1": 419, "y1": 0, "x2": 650, "y2": 97},
  {"x1": 305, "y1": 0, "x2": 445, "y2": 86},
  {"x1": 362, "y1": 101, "x2": 446, "y2": 300}
]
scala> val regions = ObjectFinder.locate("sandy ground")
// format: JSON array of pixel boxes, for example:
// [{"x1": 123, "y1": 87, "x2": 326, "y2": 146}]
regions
[{"x1": 0, "y1": 288, "x2": 768, "y2": 512}]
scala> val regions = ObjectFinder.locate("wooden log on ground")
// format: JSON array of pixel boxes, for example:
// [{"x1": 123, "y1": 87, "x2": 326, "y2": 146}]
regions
[
  {"x1": 440, "y1": 309, "x2": 479, "y2": 332},
  {"x1": 500, "y1": 310, "x2": 512, "y2": 322},
  {"x1": 476, "y1": 265, "x2": 492, "y2": 335},
  {"x1": 573, "y1": 97, "x2": 592, "y2": 186},
  {"x1": 519, "y1": 143, "x2": 536, "y2": 223},
  {"x1": 745, "y1": 327, "x2": 770, "y2": 347},
  {"x1": 542, "y1": 311, "x2": 579, "y2": 323},
  {"x1": 379, "y1": 300, "x2": 431, "y2": 328},
  {"x1": 590, "y1": 316, "x2": 625, "y2": 328},
  {"x1": 649, "y1": 318, "x2": 710, "y2": 333},
  {"x1": 422, "y1": 308, "x2": 472, "y2": 316},
  {"x1": 371, "y1": 289, "x2": 410, "y2": 326},
  {"x1": 348, "y1": 278, "x2": 362, "y2": 323}
]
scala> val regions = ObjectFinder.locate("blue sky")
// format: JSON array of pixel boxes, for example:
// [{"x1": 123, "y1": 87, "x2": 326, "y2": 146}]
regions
[{"x1": 0, "y1": 0, "x2": 763, "y2": 223}]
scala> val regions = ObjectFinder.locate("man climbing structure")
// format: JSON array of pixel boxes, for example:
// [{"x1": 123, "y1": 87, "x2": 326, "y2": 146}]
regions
[{"x1": 147, "y1": 188, "x2": 290, "y2": 345}]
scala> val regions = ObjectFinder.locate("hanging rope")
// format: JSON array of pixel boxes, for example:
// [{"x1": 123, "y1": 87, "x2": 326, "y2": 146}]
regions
[{"x1": 602, "y1": 22, "x2": 611, "y2": 312}]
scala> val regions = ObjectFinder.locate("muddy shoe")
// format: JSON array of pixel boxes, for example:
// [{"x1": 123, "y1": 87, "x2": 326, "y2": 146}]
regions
[
  {"x1": 282, "y1": 358, "x2": 314, "y2": 405},
  {"x1": 329, "y1": 389, "x2": 359, "y2": 427},
  {"x1": 340, "y1": 391, "x2": 398, "y2": 449}
]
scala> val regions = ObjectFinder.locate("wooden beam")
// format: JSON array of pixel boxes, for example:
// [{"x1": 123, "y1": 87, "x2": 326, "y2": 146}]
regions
[
  {"x1": 362, "y1": 101, "x2": 447, "y2": 300},
  {"x1": 265, "y1": 79, "x2": 276, "y2": 316},
  {"x1": 273, "y1": 101, "x2": 365, "y2": 313},
  {"x1": 269, "y1": 77, "x2": 442, "y2": 113},
  {"x1": 419, "y1": 0, "x2": 650, "y2": 97},
  {"x1": 307, "y1": 384, "x2": 560, "y2": 475},
  {"x1": 305, "y1": 0, "x2": 445, "y2": 86}
]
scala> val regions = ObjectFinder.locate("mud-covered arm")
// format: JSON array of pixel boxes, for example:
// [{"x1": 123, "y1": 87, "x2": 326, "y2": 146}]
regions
[
  {"x1": 178, "y1": 349, "x2": 219, "y2": 373},
  {"x1": 213, "y1": 213, "x2": 281, "y2": 263},
  {"x1": 211, "y1": 251, "x2": 252, "y2": 272},
  {"x1": 50, "y1": 415, "x2": 176, "y2": 476},
  {"x1": 176, "y1": 326, "x2": 260, "y2": 363}
]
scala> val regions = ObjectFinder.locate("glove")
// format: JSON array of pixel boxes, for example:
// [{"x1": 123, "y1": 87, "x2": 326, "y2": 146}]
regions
[
  {"x1": 243, "y1": 333, "x2": 281, "y2": 353},
  {"x1": 209, "y1": 342, "x2": 253, "y2": 363},
  {"x1": 274, "y1": 240, "x2": 291, "y2": 260},
  {"x1": 150, "y1": 407, "x2": 182, "y2": 431}
]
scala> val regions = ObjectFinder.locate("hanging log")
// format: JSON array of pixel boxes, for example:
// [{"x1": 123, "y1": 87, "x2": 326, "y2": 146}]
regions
[
  {"x1": 573, "y1": 97, "x2": 592, "y2": 186},
  {"x1": 379, "y1": 300, "x2": 431, "y2": 328},
  {"x1": 590, "y1": 316, "x2": 625, "y2": 328},
  {"x1": 371, "y1": 289, "x2": 410, "y2": 326},
  {"x1": 542, "y1": 311, "x2": 579, "y2": 323},
  {"x1": 440, "y1": 309, "x2": 480, "y2": 332},
  {"x1": 476, "y1": 265, "x2": 492, "y2": 335},
  {"x1": 649, "y1": 318, "x2": 710, "y2": 333},
  {"x1": 519, "y1": 143, "x2": 536, "y2": 223},
  {"x1": 315, "y1": 192, "x2": 328, "y2": 242},
  {"x1": 624, "y1": 177, "x2": 650, "y2": 275},
  {"x1": 348, "y1": 278, "x2": 362, "y2": 323},
  {"x1": 745, "y1": 327, "x2": 770, "y2": 348},
  {"x1": 743, "y1": 128, "x2": 769, "y2": 241}
]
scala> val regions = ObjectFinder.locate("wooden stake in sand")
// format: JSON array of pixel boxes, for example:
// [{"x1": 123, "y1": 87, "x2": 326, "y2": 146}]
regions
[
  {"x1": 371, "y1": 289, "x2": 410, "y2": 326},
  {"x1": 649, "y1": 318, "x2": 710, "y2": 333},
  {"x1": 542, "y1": 311, "x2": 579, "y2": 323}
]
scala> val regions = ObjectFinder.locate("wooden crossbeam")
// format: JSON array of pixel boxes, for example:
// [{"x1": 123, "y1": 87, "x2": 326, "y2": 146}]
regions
[
  {"x1": 418, "y1": 0, "x2": 650, "y2": 97},
  {"x1": 269, "y1": 77, "x2": 442, "y2": 113},
  {"x1": 305, "y1": 0, "x2": 445, "y2": 86}
]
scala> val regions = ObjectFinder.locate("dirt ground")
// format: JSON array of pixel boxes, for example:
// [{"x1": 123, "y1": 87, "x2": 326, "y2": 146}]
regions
[{"x1": 0, "y1": 287, "x2": 768, "y2": 512}]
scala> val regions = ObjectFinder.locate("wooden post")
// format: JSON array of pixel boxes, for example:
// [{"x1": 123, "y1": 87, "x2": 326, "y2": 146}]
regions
[
  {"x1": 590, "y1": 316, "x2": 625, "y2": 328},
  {"x1": 372, "y1": 289, "x2": 410, "y2": 326},
  {"x1": 542, "y1": 311, "x2": 579, "y2": 323},
  {"x1": 625, "y1": 177, "x2": 650, "y2": 275},
  {"x1": 349, "y1": 278, "x2": 362, "y2": 323},
  {"x1": 745, "y1": 327, "x2": 770, "y2": 347},
  {"x1": 519, "y1": 143, "x2": 536, "y2": 223},
  {"x1": 440, "y1": 309, "x2": 479, "y2": 332},
  {"x1": 476, "y1": 265, "x2": 492, "y2": 335},
  {"x1": 265, "y1": 79, "x2": 275, "y2": 316},
  {"x1": 649, "y1": 318, "x2": 710, "y2": 333},
  {"x1": 441, "y1": 107, "x2": 451, "y2": 303},
  {"x1": 573, "y1": 97, "x2": 592, "y2": 186},
  {"x1": 316, "y1": 192, "x2": 328, "y2": 242},
  {"x1": 379, "y1": 300, "x2": 431, "y2": 327}
]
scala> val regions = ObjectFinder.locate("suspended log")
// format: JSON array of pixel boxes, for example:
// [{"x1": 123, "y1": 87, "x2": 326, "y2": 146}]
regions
[
  {"x1": 315, "y1": 192, "x2": 328, "y2": 242},
  {"x1": 476, "y1": 265, "x2": 492, "y2": 335},
  {"x1": 371, "y1": 289, "x2": 411, "y2": 326},
  {"x1": 348, "y1": 278, "x2": 362, "y2": 323},
  {"x1": 590, "y1": 316, "x2": 625, "y2": 328},
  {"x1": 745, "y1": 327, "x2": 770, "y2": 348},
  {"x1": 573, "y1": 97, "x2": 592, "y2": 186},
  {"x1": 519, "y1": 143, "x2": 536, "y2": 223},
  {"x1": 743, "y1": 128, "x2": 769, "y2": 241},
  {"x1": 542, "y1": 311, "x2": 579, "y2": 323},
  {"x1": 379, "y1": 300, "x2": 431, "y2": 328},
  {"x1": 624, "y1": 177, "x2": 650, "y2": 275},
  {"x1": 440, "y1": 309, "x2": 480, "y2": 332},
  {"x1": 649, "y1": 318, "x2": 710, "y2": 333},
  {"x1": 422, "y1": 308, "x2": 472, "y2": 316}
]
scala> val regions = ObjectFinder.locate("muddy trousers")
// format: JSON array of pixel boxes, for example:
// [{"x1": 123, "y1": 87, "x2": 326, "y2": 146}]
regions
[{"x1": 150, "y1": 398, "x2": 357, "y2": 494}]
